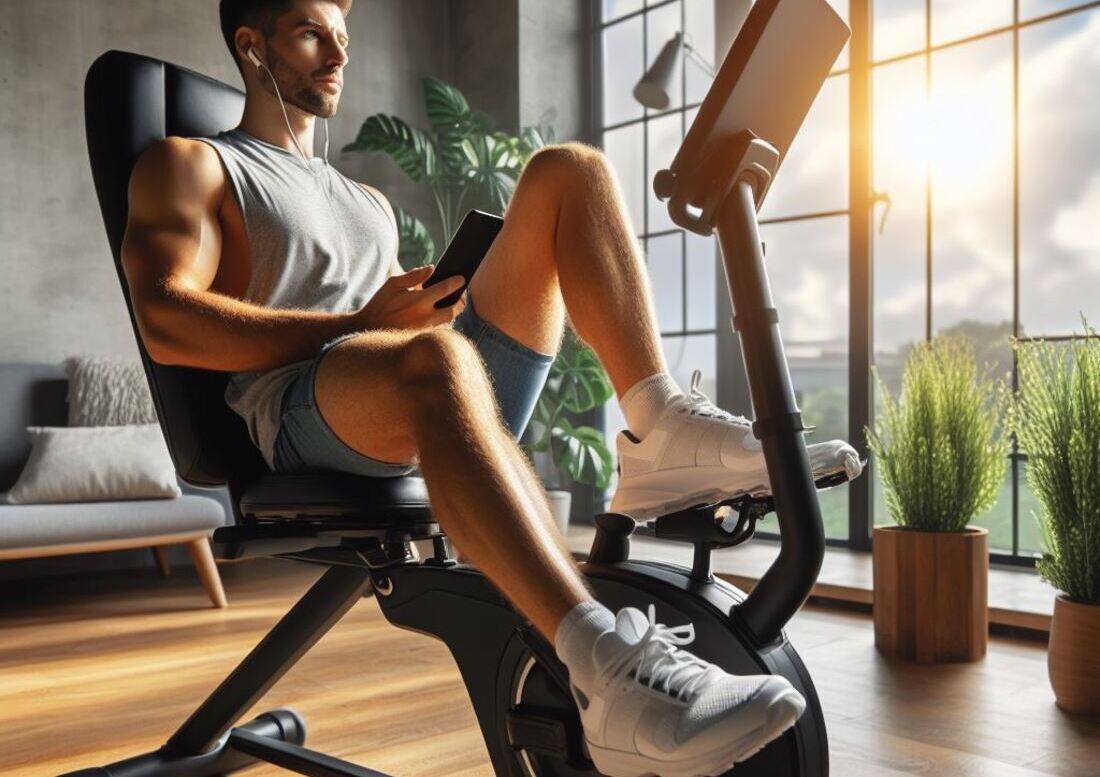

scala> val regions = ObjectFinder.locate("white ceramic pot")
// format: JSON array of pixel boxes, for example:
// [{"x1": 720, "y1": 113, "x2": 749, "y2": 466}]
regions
[{"x1": 546, "y1": 489, "x2": 572, "y2": 536}]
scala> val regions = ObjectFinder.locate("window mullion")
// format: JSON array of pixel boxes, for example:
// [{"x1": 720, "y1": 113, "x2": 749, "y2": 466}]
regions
[{"x1": 849, "y1": 0, "x2": 874, "y2": 551}]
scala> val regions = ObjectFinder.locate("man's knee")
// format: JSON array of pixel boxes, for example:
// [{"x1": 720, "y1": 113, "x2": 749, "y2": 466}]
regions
[
  {"x1": 524, "y1": 141, "x2": 610, "y2": 184},
  {"x1": 400, "y1": 328, "x2": 487, "y2": 398}
]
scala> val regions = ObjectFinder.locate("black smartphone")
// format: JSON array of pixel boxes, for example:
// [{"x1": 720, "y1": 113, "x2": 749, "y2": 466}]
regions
[{"x1": 423, "y1": 209, "x2": 505, "y2": 309}]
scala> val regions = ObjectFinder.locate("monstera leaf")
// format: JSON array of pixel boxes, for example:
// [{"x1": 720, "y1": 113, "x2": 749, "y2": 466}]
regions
[
  {"x1": 525, "y1": 334, "x2": 615, "y2": 488},
  {"x1": 346, "y1": 79, "x2": 552, "y2": 245},
  {"x1": 550, "y1": 417, "x2": 615, "y2": 490},
  {"x1": 461, "y1": 132, "x2": 530, "y2": 213},
  {"x1": 423, "y1": 77, "x2": 479, "y2": 181},
  {"x1": 518, "y1": 125, "x2": 551, "y2": 156},
  {"x1": 343, "y1": 114, "x2": 437, "y2": 181},
  {"x1": 551, "y1": 340, "x2": 616, "y2": 414},
  {"x1": 395, "y1": 207, "x2": 436, "y2": 269},
  {"x1": 527, "y1": 392, "x2": 559, "y2": 454}
]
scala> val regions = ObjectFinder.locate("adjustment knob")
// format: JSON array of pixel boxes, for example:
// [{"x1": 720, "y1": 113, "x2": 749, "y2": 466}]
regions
[{"x1": 653, "y1": 168, "x2": 676, "y2": 200}]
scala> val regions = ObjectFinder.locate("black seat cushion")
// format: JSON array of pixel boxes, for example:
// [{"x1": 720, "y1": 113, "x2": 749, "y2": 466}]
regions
[{"x1": 239, "y1": 472, "x2": 432, "y2": 522}]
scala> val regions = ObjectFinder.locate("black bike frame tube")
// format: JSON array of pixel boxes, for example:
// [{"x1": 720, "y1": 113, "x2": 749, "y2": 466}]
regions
[
  {"x1": 163, "y1": 565, "x2": 373, "y2": 757},
  {"x1": 718, "y1": 179, "x2": 826, "y2": 646}
]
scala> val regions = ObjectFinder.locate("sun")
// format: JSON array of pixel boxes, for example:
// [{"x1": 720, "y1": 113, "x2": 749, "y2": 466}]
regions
[{"x1": 876, "y1": 68, "x2": 1012, "y2": 193}]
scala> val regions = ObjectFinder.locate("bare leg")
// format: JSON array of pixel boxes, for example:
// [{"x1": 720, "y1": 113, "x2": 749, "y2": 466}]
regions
[
  {"x1": 468, "y1": 142, "x2": 670, "y2": 399},
  {"x1": 315, "y1": 143, "x2": 670, "y2": 643},
  {"x1": 316, "y1": 328, "x2": 592, "y2": 643}
]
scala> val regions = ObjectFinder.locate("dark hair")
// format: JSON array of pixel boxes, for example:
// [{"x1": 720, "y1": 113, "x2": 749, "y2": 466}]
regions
[{"x1": 219, "y1": 0, "x2": 351, "y2": 72}]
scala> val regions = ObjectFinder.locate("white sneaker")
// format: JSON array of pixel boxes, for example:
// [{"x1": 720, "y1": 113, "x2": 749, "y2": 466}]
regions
[
  {"x1": 610, "y1": 369, "x2": 864, "y2": 521},
  {"x1": 571, "y1": 604, "x2": 805, "y2": 777}
]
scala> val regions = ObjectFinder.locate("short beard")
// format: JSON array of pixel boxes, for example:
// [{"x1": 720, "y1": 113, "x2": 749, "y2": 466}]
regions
[{"x1": 264, "y1": 44, "x2": 338, "y2": 120}]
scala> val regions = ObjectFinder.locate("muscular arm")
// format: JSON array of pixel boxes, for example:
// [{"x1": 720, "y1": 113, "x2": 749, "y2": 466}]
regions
[{"x1": 122, "y1": 138, "x2": 357, "y2": 372}]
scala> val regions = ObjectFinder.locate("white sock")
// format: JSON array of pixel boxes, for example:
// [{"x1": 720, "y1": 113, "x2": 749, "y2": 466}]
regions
[
  {"x1": 554, "y1": 599, "x2": 615, "y2": 693},
  {"x1": 619, "y1": 372, "x2": 684, "y2": 439}
]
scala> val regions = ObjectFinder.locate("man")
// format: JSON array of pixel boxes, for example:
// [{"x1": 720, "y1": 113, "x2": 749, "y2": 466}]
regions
[{"x1": 121, "y1": 1, "x2": 864, "y2": 775}]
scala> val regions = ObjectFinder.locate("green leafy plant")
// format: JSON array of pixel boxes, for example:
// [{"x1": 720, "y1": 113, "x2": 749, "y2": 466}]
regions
[
  {"x1": 344, "y1": 76, "x2": 552, "y2": 256},
  {"x1": 343, "y1": 77, "x2": 615, "y2": 489},
  {"x1": 1005, "y1": 315, "x2": 1100, "y2": 604},
  {"x1": 524, "y1": 326, "x2": 616, "y2": 490},
  {"x1": 865, "y1": 334, "x2": 1010, "y2": 532}
]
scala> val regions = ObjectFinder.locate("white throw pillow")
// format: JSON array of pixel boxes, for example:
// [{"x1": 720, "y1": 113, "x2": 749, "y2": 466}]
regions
[{"x1": 2, "y1": 425, "x2": 181, "y2": 504}]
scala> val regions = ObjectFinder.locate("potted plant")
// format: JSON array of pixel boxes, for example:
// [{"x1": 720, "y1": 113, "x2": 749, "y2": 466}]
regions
[
  {"x1": 865, "y1": 334, "x2": 1010, "y2": 662},
  {"x1": 1005, "y1": 315, "x2": 1100, "y2": 715},
  {"x1": 343, "y1": 78, "x2": 616, "y2": 529}
]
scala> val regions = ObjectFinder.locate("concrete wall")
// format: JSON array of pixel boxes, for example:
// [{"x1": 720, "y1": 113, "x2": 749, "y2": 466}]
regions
[
  {"x1": 447, "y1": 0, "x2": 592, "y2": 142},
  {"x1": 450, "y1": 0, "x2": 521, "y2": 134},
  {"x1": 519, "y1": 0, "x2": 592, "y2": 144}
]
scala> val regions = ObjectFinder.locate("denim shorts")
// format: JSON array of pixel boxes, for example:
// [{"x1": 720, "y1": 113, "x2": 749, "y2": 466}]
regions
[{"x1": 272, "y1": 289, "x2": 556, "y2": 478}]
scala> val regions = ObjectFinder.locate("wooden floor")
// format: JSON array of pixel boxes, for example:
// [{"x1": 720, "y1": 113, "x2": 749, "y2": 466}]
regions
[{"x1": 1, "y1": 556, "x2": 1097, "y2": 777}]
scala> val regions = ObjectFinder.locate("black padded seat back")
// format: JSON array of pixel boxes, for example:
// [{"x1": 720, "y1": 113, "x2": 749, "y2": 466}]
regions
[
  {"x1": 84, "y1": 50, "x2": 268, "y2": 490},
  {"x1": 84, "y1": 50, "x2": 433, "y2": 526}
]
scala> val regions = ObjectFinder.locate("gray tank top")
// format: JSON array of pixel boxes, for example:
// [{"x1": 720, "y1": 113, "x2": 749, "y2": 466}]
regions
[{"x1": 192, "y1": 128, "x2": 396, "y2": 470}]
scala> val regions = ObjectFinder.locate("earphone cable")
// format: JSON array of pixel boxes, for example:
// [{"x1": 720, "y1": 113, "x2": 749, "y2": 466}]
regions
[{"x1": 259, "y1": 61, "x2": 314, "y2": 171}]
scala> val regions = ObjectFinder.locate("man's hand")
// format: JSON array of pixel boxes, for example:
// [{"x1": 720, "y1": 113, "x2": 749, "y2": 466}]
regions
[{"x1": 350, "y1": 264, "x2": 468, "y2": 332}]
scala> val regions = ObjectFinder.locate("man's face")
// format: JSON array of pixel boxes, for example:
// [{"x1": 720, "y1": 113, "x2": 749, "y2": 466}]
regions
[{"x1": 259, "y1": 0, "x2": 349, "y2": 119}]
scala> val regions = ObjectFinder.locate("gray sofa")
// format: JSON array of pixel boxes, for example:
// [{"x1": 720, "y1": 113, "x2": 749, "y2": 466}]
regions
[{"x1": 0, "y1": 362, "x2": 231, "y2": 606}]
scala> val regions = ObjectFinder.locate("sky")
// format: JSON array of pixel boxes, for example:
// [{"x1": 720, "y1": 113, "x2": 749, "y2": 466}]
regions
[
  {"x1": 773, "y1": 4, "x2": 1099, "y2": 352},
  {"x1": 603, "y1": 2, "x2": 1099, "y2": 357}
]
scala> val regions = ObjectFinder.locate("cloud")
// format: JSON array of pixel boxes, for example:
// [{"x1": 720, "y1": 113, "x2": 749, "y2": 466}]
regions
[
  {"x1": 874, "y1": 7, "x2": 924, "y2": 59},
  {"x1": 1050, "y1": 171, "x2": 1100, "y2": 256}
]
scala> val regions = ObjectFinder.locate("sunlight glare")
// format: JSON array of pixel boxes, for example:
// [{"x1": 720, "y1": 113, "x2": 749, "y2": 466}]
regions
[{"x1": 876, "y1": 65, "x2": 1012, "y2": 193}]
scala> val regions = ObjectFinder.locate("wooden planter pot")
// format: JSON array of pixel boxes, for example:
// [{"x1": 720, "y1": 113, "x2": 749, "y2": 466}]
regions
[
  {"x1": 1048, "y1": 595, "x2": 1100, "y2": 716},
  {"x1": 873, "y1": 525, "x2": 988, "y2": 663}
]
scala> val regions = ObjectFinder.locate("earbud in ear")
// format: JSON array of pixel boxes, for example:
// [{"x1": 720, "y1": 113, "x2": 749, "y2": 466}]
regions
[{"x1": 247, "y1": 48, "x2": 262, "y2": 69}]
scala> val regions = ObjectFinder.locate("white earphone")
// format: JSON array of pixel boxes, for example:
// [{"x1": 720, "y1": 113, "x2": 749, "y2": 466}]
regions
[{"x1": 244, "y1": 45, "x2": 330, "y2": 170}]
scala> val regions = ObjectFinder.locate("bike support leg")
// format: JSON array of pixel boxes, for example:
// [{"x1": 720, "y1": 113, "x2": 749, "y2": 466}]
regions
[{"x1": 162, "y1": 565, "x2": 373, "y2": 757}]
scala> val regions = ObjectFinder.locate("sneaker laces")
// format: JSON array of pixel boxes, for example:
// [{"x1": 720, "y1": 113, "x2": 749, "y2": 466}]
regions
[
  {"x1": 680, "y1": 369, "x2": 751, "y2": 427},
  {"x1": 600, "y1": 604, "x2": 719, "y2": 703}
]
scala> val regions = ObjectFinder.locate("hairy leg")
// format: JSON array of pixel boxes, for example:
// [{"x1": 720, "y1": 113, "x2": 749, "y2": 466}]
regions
[
  {"x1": 315, "y1": 328, "x2": 592, "y2": 642},
  {"x1": 468, "y1": 141, "x2": 669, "y2": 398}
]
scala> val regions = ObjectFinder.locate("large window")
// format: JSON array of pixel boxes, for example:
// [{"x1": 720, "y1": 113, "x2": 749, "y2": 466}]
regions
[
  {"x1": 593, "y1": 0, "x2": 1099, "y2": 564},
  {"x1": 597, "y1": 0, "x2": 722, "y2": 515},
  {"x1": 594, "y1": 0, "x2": 852, "y2": 541},
  {"x1": 869, "y1": 0, "x2": 1100, "y2": 562}
]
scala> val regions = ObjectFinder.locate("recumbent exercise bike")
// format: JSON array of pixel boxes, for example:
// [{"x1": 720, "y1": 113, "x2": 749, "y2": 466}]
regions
[{"x1": 68, "y1": 1, "x2": 855, "y2": 775}]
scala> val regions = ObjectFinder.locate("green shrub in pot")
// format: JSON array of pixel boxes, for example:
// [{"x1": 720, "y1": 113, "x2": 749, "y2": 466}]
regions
[
  {"x1": 1006, "y1": 316, "x2": 1100, "y2": 604},
  {"x1": 866, "y1": 334, "x2": 1010, "y2": 531},
  {"x1": 1005, "y1": 314, "x2": 1100, "y2": 713},
  {"x1": 865, "y1": 334, "x2": 1010, "y2": 662}
]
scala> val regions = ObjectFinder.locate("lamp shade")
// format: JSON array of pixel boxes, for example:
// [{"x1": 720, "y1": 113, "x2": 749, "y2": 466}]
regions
[{"x1": 633, "y1": 31, "x2": 683, "y2": 110}]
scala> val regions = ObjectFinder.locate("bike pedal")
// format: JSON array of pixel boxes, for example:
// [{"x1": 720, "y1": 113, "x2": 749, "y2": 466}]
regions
[{"x1": 505, "y1": 705, "x2": 592, "y2": 771}]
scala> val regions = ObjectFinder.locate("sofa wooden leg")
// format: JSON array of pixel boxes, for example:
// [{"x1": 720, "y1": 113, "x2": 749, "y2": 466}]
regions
[
  {"x1": 152, "y1": 546, "x2": 172, "y2": 578},
  {"x1": 187, "y1": 536, "x2": 227, "y2": 608}
]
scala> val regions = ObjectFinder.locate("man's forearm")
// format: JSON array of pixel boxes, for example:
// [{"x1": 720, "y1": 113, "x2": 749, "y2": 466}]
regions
[{"x1": 141, "y1": 285, "x2": 359, "y2": 372}]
